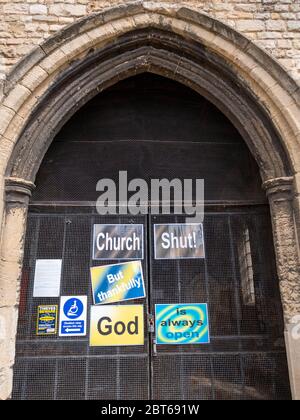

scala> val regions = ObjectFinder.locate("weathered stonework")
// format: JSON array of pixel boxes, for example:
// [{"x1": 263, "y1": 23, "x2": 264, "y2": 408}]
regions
[
  {"x1": 0, "y1": 1, "x2": 299, "y2": 400},
  {"x1": 0, "y1": 179, "x2": 32, "y2": 400},
  {"x1": 264, "y1": 178, "x2": 300, "y2": 321},
  {"x1": 0, "y1": 1, "x2": 300, "y2": 84}
]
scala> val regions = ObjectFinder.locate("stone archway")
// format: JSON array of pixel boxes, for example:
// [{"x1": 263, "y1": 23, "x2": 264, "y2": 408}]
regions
[{"x1": 0, "y1": 3, "x2": 300, "y2": 399}]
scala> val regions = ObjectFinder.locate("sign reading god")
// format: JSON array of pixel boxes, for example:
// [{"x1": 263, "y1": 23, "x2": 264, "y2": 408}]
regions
[
  {"x1": 90, "y1": 305, "x2": 144, "y2": 347},
  {"x1": 155, "y1": 304, "x2": 210, "y2": 345},
  {"x1": 93, "y1": 224, "x2": 144, "y2": 261},
  {"x1": 154, "y1": 224, "x2": 205, "y2": 260},
  {"x1": 90, "y1": 261, "x2": 146, "y2": 305}
]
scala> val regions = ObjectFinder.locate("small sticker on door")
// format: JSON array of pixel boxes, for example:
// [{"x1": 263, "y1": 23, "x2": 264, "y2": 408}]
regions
[{"x1": 36, "y1": 305, "x2": 58, "y2": 336}]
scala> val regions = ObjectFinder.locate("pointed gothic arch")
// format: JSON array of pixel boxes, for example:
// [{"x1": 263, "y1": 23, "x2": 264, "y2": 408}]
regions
[{"x1": 0, "y1": 4, "x2": 300, "y2": 399}]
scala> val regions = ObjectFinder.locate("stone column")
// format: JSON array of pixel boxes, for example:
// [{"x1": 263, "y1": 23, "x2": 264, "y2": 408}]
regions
[
  {"x1": 264, "y1": 177, "x2": 300, "y2": 400},
  {"x1": 0, "y1": 177, "x2": 35, "y2": 400}
]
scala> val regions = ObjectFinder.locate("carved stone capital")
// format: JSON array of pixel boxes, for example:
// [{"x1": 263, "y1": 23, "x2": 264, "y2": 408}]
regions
[
  {"x1": 263, "y1": 177, "x2": 294, "y2": 202},
  {"x1": 5, "y1": 177, "x2": 36, "y2": 205}
]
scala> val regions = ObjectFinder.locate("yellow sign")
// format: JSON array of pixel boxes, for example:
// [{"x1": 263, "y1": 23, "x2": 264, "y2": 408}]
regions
[
  {"x1": 90, "y1": 305, "x2": 144, "y2": 347},
  {"x1": 36, "y1": 305, "x2": 58, "y2": 336}
]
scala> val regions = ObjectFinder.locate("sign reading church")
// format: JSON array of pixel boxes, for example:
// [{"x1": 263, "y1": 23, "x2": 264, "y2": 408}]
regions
[{"x1": 93, "y1": 224, "x2": 144, "y2": 260}]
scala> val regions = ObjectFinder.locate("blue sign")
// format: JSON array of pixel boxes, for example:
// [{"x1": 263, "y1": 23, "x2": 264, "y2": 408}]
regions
[
  {"x1": 59, "y1": 296, "x2": 87, "y2": 337},
  {"x1": 61, "y1": 320, "x2": 85, "y2": 335},
  {"x1": 63, "y1": 298, "x2": 84, "y2": 319},
  {"x1": 155, "y1": 303, "x2": 210, "y2": 345},
  {"x1": 91, "y1": 261, "x2": 145, "y2": 305}
]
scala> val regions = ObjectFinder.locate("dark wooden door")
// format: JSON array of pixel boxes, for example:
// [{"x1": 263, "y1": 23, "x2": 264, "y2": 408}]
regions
[{"x1": 12, "y1": 74, "x2": 291, "y2": 400}]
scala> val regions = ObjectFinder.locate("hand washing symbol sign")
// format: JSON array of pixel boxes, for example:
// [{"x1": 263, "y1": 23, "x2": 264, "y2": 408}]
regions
[{"x1": 63, "y1": 299, "x2": 83, "y2": 319}]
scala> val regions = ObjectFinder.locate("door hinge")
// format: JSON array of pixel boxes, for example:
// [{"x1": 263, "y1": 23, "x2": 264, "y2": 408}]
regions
[{"x1": 152, "y1": 339, "x2": 158, "y2": 357}]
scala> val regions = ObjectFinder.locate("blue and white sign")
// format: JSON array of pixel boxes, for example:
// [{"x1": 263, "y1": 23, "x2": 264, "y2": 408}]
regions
[
  {"x1": 90, "y1": 261, "x2": 145, "y2": 305},
  {"x1": 155, "y1": 303, "x2": 210, "y2": 345},
  {"x1": 59, "y1": 296, "x2": 87, "y2": 337}
]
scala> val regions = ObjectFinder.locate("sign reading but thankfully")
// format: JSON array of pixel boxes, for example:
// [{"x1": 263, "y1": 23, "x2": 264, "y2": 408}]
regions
[
  {"x1": 155, "y1": 304, "x2": 210, "y2": 345},
  {"x1": 154, "y1": 224, "x2": 205, "y2": 260},
  {"x1": 90, "y1": 305, "x2": 144, "y2": 347},
  {"x1": 90, "y1": 261, "x2": 145, "y2": 305},
  {"x1": 93, "y1": 224, "x2": 144, "y2": 261}
]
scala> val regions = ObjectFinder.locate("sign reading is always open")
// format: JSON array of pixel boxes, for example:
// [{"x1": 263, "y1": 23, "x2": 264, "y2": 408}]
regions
[{"x1": 155, "y1": 303, "x2": 210, "y2": 345}]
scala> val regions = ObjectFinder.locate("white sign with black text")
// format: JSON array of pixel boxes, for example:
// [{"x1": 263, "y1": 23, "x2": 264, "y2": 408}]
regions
[{"x1": 33, "y1": 259, "x2": 62, "y2": 297}]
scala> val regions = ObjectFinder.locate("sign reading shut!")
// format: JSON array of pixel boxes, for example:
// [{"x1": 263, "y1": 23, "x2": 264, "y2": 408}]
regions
[{"x1": 154, "y1": 224, "x2": 205, "y2": 260}]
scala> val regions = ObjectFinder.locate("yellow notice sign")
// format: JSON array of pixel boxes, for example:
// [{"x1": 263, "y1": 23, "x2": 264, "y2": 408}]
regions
[{"x1": 90, "y1": 305, "x2": 144, "y2": 347}]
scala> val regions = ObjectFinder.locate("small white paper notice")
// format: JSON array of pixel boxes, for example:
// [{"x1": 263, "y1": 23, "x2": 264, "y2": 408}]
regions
[{"x1": 33, "y1": 259, "x2": 62, "y2": 297}]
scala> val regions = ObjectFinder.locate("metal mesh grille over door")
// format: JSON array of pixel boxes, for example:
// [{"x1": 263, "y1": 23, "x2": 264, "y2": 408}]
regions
[
  {"x1": 11, "y1": 75, "x2": 291, "y2": 400},
  {"x1": 12, "y1": 207, "x2": 291, "y2": 400},
  {"x1": 149, "y1": 211, "x2": 291, "y2": 400},
  {"x1": 12, "y1": 209, "x2": 150, "y2": 400}
]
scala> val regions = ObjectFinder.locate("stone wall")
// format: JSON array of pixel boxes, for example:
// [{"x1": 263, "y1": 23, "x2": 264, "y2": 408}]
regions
[
  {"x1": 0, "y1": 1, "x2": 300, "y2": 84},
  {"x1": 0, "y1": 1, "x2": 300, "y2": 400}
]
